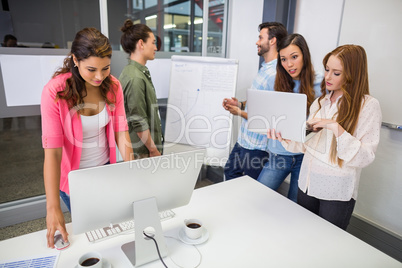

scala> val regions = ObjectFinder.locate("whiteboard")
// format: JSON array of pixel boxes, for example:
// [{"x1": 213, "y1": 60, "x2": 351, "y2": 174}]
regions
[
  {"x1": 338, "y1": 0, "x2": 402, "y2": 126},
  {"x1": 0, "y1": 55, "x2": 65, "y2": 106},
  {"x1": 164, "y1": 55, "x2": 238, "y2": 166},
  {"x1": 146, "y1": 58, "x2": 171, "y2": 99}
]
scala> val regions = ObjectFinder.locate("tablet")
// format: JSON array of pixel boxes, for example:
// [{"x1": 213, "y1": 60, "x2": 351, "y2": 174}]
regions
[{"x1": 246, "y1": 89, "x2": 307, "y2": 142}]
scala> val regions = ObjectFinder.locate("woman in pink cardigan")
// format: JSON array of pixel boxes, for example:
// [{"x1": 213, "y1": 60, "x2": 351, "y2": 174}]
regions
[{"x1": 41, "y1": 28, "x2": 133, "y2": 248}]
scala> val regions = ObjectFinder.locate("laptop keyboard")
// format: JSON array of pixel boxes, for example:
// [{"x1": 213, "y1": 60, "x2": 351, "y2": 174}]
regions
[{"x1": 85, "y1": 209, "x2": 175, "y2": 243}]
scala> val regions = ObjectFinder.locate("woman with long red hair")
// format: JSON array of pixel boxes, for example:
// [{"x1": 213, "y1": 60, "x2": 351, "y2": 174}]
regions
[{"x1": 269, "y1": 44, "x2": 382, "y2": 229}]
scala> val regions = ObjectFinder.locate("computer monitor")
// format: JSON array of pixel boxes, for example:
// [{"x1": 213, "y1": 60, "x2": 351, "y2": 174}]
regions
[{"x1": 68, "y1": 148, "x2": 206, "y2": 266}]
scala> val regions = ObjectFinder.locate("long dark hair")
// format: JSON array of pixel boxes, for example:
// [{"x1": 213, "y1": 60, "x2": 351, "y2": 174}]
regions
[
  {"x1": 120, "y1": 19, "x2": 153, "y2": 54},
  {"x1": 54, "y1": 27, "x2": 115, "y2": 110},
  {"x1": 275, "y1": 33, "x2": 316, "y2": 109}
]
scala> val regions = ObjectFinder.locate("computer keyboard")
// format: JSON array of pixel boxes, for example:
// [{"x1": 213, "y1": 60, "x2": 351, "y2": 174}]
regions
[{"x1": 85, "y1": 209, "x2": 176, "y2": 243}]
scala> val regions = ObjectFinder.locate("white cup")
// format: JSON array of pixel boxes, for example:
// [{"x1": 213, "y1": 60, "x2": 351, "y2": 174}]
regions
[
  {"x1": 78, "y1": 251, "x2": 103, "y2": 268},
  {"x1": 184, "y1": 218, "x2": 204, "y2": 240}
]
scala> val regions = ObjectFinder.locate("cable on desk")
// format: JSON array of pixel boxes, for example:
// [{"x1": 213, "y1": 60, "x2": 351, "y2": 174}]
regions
[{"x1": 143, "y1": 231, "x2": 168, "y2": 268}]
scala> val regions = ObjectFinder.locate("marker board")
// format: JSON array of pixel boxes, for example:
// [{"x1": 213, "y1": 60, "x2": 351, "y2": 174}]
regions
[
  {"x1": 0, "y1": 54, "x2": 65, "y2": 106},
  {"x1": 164, "y1": 55, "x2": 238, "y2": 166},
  {"x1": 338, "y1": 0, "x2": 402, "y2": 126}
]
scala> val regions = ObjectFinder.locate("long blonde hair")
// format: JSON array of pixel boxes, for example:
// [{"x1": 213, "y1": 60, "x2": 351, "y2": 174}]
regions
[{"x1": 317, "y1": 44, "x2": 369, "y2": 166}]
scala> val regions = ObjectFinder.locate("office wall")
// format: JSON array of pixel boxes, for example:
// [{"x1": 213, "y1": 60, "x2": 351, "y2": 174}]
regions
[
  {"x1": 293, "y1": 0, "x2": 343, "y2": 74},
  {"x1": 294, "y1": 0, "x2": 401, "y2": 236},
  {"x1": 357, "y1": 128, "x2": 402, "y2": 234},
  {"x1": 338, "y1": 0, "x2": 402, "y2": 126},
  {"x1": 226, "y1": 0, "x2": 264, "y2": 145},
  {"x1": 227, "y1": 0, "x2": 263, "y2": 98}
]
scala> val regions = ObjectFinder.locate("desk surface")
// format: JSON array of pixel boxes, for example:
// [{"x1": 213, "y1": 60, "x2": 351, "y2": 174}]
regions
[{"x1": 0, "y1": 176, "x2": 400, "y2": 267}]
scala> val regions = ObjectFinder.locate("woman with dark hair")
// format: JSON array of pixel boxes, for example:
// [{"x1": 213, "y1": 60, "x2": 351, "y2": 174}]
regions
[
  {"x1": 269, "y1": 44, "x2": 381, "y2": 229},
  {"x1": 275, "y1": 34, "x2": 317, "y2": 108},
  {"x1": 41, "y1": 27, "x2": 133, "y2": 248},
  {"x1": 257, "y1": 33, "x2": 322, "y2": 202},
  {"x1": 119, "y1": 19, "x2": 163, "y2": 159}
]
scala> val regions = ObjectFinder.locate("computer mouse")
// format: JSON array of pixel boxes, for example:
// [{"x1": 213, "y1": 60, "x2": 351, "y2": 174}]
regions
[{"x1": 54, "y1": 233, "x2": 70, "y2": 250}]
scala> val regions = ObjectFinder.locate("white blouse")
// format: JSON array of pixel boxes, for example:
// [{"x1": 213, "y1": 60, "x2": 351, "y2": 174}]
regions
[
  {"x1": 282, "y1": 94, "x2": 382, "y2": 201},
  {"x1": 79, "y1": 106, "x2": 110, "y2": 169}
]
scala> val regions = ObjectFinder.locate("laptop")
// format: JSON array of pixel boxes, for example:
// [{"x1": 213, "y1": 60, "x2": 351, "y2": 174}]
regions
[{"x1": 246, "y1": 89, "x2": 307, "y2": 142}]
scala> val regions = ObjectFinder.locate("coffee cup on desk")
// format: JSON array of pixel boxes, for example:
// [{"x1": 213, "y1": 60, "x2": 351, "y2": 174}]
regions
[
  {"x1": 184, "y1": 218, "x2": 204, "y2": 240},
  {"x1": 78, "y1": 251, "x2": 103, "y2": 267}
]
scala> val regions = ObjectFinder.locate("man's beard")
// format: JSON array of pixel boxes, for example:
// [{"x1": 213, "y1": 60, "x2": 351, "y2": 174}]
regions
[{"x1": 258, "y1": 45, "x2": 269, "y2": 56}]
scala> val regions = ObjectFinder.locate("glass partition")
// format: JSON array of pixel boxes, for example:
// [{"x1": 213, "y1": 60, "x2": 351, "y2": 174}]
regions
[
  {"x1": 0, "y1": 0, "x2": 228, "y2": 213},
  {"x1": 207, "y1": 0, "x2": 226, "y2": 57},
  {"x1": 4, "y1": 0, "x2": 100, "y2": 49},
  {"x1": 0, "y1": 0, "x2": 101, "y2": 206},
  {"x1": 107, "y1": 0, "x2": 226, "y2": 56}
]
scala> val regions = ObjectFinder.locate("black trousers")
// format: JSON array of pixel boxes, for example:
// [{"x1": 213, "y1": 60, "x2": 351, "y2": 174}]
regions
[{"x1": 297, "y1": 189, "x2": 356, "y2": 230}]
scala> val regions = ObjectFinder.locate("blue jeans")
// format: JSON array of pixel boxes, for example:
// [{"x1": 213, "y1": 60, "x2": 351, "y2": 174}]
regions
[
  {"x1": 60, "y1": 190, "x2": 71, "y2": 212},
  {"x1": 297, "y1": 189, "x2": 356, "y2": 230},
  {"x1": 224, "y1": 142, "x2": 269, "y2": 180},
  {"x1": 257, "y1": 153, "x2": 303, "y2": 202}
]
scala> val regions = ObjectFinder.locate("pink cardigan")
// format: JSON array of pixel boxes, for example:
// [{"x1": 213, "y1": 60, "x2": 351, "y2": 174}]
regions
[{"x1": 41, "y1": 73, "x2": 128, "y2": 195}]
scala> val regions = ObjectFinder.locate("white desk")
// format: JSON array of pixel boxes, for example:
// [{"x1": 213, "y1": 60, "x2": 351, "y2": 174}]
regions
[{"x1": 0, "y1": 176, "x2": 400, "y2": 267}]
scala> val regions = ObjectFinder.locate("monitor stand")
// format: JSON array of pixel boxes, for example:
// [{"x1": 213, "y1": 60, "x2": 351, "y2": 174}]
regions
[{"x1": 121, "y1": 197, "x2": 168, "y2": 267}]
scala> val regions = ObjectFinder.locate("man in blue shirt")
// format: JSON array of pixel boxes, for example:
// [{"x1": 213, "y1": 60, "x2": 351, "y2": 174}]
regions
[{"x1": 223, "y1": 22, "x2": 288, "y2": 180}]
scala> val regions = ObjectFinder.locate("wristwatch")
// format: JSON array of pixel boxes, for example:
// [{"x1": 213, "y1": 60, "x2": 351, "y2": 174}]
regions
[{"x1": 240, "y1": 101, "x2": 245, "y2": 110}]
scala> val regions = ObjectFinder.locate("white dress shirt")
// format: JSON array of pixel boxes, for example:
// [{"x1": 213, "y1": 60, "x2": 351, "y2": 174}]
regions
[{"x1": 282, "y1": 93, "x2": 382, "y2": 201}]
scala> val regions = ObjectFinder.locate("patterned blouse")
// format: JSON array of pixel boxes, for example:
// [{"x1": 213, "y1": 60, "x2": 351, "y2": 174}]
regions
[{"x1": 282, "y1": 93, "x2": 382, "y2": 201}]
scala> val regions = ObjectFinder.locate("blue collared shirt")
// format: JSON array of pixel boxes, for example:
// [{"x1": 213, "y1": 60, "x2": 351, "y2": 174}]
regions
[
  {"x1": 267, "y1": 73, "x2": 324, "y2": 155},
  {"x1": 237, "y1": 59, "x2": 277, "y2": 150}
]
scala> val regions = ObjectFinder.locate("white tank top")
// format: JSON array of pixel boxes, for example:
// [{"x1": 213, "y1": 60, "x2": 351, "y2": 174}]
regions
[{"x1": 79, "y1": 106, "x2": 110, "y2": 169}]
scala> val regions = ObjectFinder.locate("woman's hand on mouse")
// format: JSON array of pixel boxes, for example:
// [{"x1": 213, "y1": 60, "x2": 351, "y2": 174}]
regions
[{"x1": 46, "y1": 207, "x2": 69, "y2": 248}]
